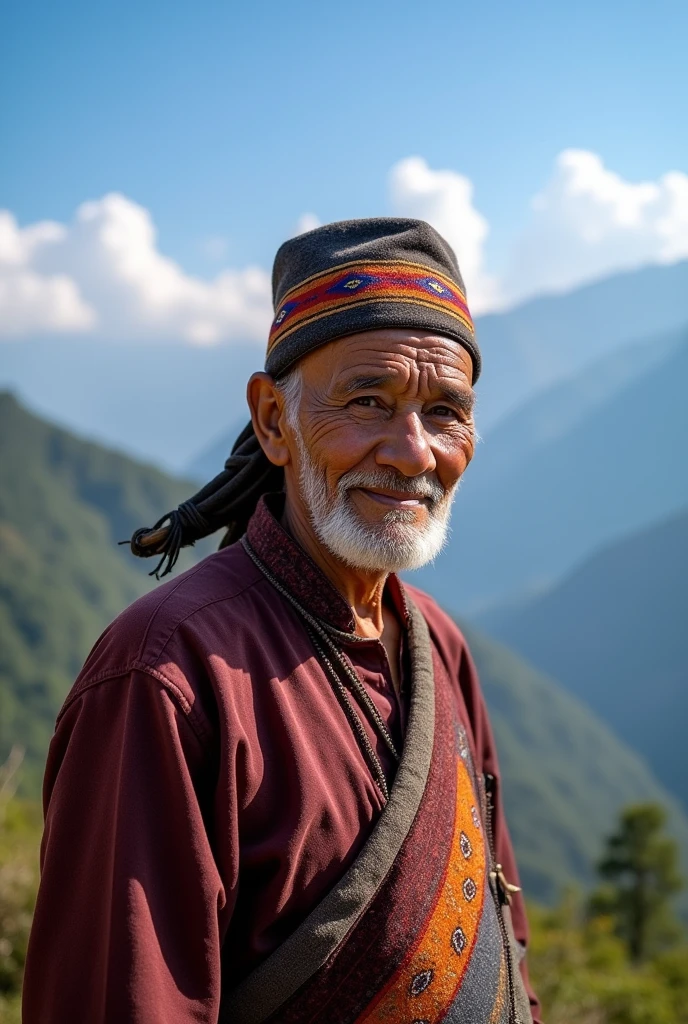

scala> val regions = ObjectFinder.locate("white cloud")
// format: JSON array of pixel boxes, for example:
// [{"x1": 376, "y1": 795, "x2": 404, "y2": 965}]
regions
[
  {"x1": 0, "y1": 195, "x2": 272, "y2": 344},
  {"x1": 294, "y1": 212, "x2": 322, "y2": 235},
  {"x1": 504, "y1": 149, "x2": 688, "y2": 303},
  {"x1": 0, "y1": 211, "x2": 96, "y2": 335},
  {"x1": 3, "y1": 154, "x2": 687, "y2": 342},
  {"x1": 388, "y1": 156, "x2": 500, "y2": 314}
]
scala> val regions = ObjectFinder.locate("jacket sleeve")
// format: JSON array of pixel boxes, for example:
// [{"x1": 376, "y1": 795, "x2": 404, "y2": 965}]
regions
[
  {"x1": 22, "y1": 670, "x2": 226, "y2": 1024},
  {"x1": 457, "y1": 643, "x2": 544, "y2": 1024}
]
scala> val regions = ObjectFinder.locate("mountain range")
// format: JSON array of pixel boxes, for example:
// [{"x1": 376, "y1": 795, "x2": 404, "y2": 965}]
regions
[
  {"x1": 473, "y1": 257, "x2": 688, "y2": 428},
  {"x1": 1, "y1": 391, "x2": 687, "y2": 904},
  {"x1": 2, "y1": 259, "x2": 687, "y2": 475},
  {"x1": 410, "y1": 325, "x2": 688, "y2": 612},
  {"x1": 458, "y1": 622, "x2": 688, "y2": 902},
  {"x1": 478, "y1": 508, "x2": 688, "y2": 811}
]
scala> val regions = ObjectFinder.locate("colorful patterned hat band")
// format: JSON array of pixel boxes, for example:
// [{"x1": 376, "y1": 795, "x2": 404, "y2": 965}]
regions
[{"x1": 265, "y1": 218, "x2": 481, "y2": 382}]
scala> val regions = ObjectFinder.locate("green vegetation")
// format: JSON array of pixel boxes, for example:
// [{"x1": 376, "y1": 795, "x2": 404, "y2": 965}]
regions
[
  {"x1": 528, "y1": 898, "x2": 688, "y2": 1023},
  {"x1": 528, "y1": 804, "x2": 687, "y2": 1023},
  {"x1": 591, "y1": 804, "x2": 683, "y2": 962},
  {"x1": 0, "y1": 752, "x2": 40, "y2": 1024},
  {"x1": 0, "y1": 391, "x2": 205, "y2": 794}
]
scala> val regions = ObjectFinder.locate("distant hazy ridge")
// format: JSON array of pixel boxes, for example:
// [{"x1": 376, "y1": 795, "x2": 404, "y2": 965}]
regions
[{"x1": 1, "y1": 259, "x2": 687, "y2": 473}]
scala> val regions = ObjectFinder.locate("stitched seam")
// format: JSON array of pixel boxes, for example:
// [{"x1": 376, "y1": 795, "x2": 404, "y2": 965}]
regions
[
  {"x1": 135, "y1": 663, "x2": 211, "y2": 744},
  {"x1": 137, "y1": 557, "x2": 213, "y2": 659},
  {"x1": 66, "y1": 662, "x2": 142, "y2": 703},
  {"x1": 149, "y1": 575, "x2": 266, "y2": 667},
  {"x1": 57, "y1": 666, "x2": 208, "y2": 747},
  {"x1": 61, "y1": 573, "x2": 270, "y2": 740}
]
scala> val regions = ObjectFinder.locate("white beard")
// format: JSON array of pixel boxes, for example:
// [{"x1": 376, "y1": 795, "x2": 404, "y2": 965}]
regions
[{"x1": 294, "y1": 435, "x2": 457, "y2": 573}]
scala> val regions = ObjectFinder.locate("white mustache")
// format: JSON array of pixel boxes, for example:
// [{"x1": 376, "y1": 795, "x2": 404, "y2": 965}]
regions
[{"x1": 337, "y1": 469, "x2": 448, "y2": 505}]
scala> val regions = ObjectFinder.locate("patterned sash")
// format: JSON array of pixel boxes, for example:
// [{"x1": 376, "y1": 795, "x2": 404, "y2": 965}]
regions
[{"x1": 220, "y1": 602, "x2": 533, "y2": 1024}]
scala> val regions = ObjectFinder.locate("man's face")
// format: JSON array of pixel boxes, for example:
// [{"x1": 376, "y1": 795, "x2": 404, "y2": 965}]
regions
[{"x1": 281, "y1": 328, "x2": 477, "y2": 573}]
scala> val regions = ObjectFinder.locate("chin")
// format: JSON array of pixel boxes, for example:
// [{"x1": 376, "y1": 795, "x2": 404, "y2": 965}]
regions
[{"x1": 317, "y1": 516, "x2": 451, "y2": 574}]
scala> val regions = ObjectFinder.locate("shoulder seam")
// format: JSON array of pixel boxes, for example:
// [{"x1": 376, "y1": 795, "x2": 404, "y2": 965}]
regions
[
  {"x1": 149, "y1": 575, "x2": 268, "y2": 667},
  {"x1": 137, "y1": 556, "x2": 222, "y2": 661},
  {"x1": 57, "y1": 663, "x2": 209, "y2": 746}
]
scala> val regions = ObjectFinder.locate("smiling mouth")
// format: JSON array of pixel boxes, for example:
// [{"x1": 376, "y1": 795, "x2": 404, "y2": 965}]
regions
[{"x1": 355, "y1": 487, "x2": 430, "y2": 509}]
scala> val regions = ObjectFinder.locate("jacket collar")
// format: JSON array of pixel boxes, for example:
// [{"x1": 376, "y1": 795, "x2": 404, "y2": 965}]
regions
[{"x1": 245, "y1": 493, "x2": 410, "y2": 634}]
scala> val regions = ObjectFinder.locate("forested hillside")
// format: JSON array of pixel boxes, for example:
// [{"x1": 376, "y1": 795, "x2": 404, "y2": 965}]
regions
[
  {"x1": 0, "y1": 391, "x2": 203, "y2": 793},
  {"x1": 479, "y1": 509, "x2": 688, "y2": 810}
]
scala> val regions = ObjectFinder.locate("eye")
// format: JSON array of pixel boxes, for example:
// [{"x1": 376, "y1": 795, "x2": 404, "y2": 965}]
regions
[
  {"x1": 428, "y1": 405, "x2": 459, "y2": 419},
  {"x1": 351, "y1": 396, "x2": 382, "y2": 408}
]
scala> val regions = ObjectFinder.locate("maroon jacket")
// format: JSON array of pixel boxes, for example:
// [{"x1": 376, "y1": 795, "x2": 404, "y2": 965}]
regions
[{"x1": 23, "y1": 495, "x2": 541, "y2": 1023}]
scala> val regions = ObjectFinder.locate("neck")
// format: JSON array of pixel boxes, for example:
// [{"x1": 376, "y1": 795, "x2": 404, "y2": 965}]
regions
[{"x1": 282, "y1": 495, "x2": 388, "y2": 638}]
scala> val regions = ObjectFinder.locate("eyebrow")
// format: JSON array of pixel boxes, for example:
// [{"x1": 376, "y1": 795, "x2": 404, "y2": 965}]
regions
[
  {"x1": 336, "y1": 374, "x2": 476, "y2": 415},
  {"x1": 339, "y1": 374, "x2": 394, "y2": 395}
]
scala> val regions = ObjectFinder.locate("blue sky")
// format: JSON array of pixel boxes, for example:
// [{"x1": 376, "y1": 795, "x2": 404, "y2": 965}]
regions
[
  {"x1": 0, "y1": 0, "x2": 686, "y2": 359},
  {"x1": 3, "y1": 0, "x2": 687, "y2": 277}
]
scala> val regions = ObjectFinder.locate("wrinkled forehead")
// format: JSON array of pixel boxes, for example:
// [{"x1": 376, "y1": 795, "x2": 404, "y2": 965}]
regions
[{"x1": 295, "y1": 329, "x2": 475, "y2": 391}]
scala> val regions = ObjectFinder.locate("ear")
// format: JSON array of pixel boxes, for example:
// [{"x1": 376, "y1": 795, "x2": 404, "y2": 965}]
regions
[{"x1": 247, "y1": 372, "x2": 291, "y2": 467}]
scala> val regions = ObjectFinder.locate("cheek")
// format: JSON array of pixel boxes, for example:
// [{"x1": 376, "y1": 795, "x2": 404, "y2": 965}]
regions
[
  {"x1": 302, "y1": 411, "x2": 476, "y2": 486},
  {"x1": 433, "y1": 429, "x2": 476, "y2": 485},
  {"x1": 304, "y1": 413, "x2": 378, "y2": 475}
]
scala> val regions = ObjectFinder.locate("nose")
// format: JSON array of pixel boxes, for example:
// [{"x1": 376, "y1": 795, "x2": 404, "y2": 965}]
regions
[{"x1": 375, "y1": 411, "x2": 437, "y2": 478}]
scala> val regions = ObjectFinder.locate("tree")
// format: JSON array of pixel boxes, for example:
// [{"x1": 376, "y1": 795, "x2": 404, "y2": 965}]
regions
[
  {"x1": 527, "y1": 893, "x2": 685, "y2": 1024},
  {"x1": 590, "y1": 803, "x2": 682, "y2": 962}
]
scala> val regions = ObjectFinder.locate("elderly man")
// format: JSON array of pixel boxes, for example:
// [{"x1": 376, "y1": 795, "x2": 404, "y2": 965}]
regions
[{"x1": 24, "y1": 220, "x2": 541, "y2": 1023}]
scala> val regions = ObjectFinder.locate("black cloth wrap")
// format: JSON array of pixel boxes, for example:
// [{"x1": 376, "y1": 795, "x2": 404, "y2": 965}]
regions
[
  {"x1": 127, "y1": 421, "x2": 282, "y2": 579},
  {"x1": 126, "y1": 217, "x2": 478, "y2": 577}
]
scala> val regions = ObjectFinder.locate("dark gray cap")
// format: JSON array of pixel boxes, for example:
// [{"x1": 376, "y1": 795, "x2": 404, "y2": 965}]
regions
[{"x1": 265, "y1": 217, "x2": 480, "y2": 381}]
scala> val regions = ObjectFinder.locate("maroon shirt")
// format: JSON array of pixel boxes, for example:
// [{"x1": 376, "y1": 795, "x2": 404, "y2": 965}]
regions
[{"x1": 23, "y1": 495, "x2": 541, "y2": 1023}]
